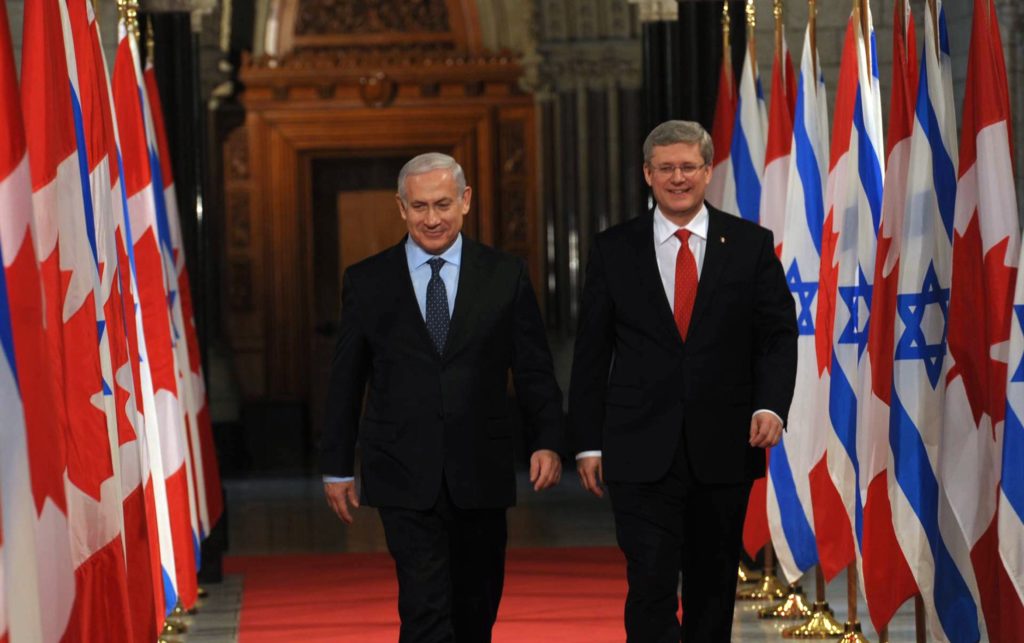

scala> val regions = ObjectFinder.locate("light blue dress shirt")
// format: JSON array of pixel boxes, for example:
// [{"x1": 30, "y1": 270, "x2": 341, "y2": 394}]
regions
[
  {"x1": 324, "y1": 234, "x2": 463, "y2": 484},
  {"x1": 406, "y1": 233, "x2": 461, "y2": 318}
]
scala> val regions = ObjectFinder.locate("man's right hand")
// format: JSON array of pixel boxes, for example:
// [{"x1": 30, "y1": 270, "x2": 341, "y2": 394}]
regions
[
  {"x1": 577, "y1": 456, "x2": 605, "y2": 498},
  {"x1": 324, "y1": 480, "x2": 360, "y2": 524}
]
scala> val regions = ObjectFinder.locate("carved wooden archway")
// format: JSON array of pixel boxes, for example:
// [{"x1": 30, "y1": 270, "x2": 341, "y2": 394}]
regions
[{"x1": 221, "y1": 0, "x2": 538, "y2": 418}]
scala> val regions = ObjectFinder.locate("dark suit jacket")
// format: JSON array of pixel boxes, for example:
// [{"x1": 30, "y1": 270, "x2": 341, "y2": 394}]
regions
[
  {"x1": 320, "y1": 236, "x2": 564, "y2": 510},
  {"x1": 568, "y1": 205, "x2": 798, "y2": 485}
]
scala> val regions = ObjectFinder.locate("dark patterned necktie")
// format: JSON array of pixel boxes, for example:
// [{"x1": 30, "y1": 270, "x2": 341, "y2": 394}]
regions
[{"x1": 425, "y1": 257, "x2": 450, "y2": 353}]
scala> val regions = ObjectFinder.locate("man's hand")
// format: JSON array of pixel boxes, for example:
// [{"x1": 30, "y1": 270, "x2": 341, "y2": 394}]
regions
[
  {"x1": 577, "y1": 455, "x2": 604, "y2": 498},
  {"x1": 749, "y1": 411, "x2": 783, "y2": 448},
  {"x1": 324, "y1": 480, "x2": 360, "y2": 524},
  {"x1": 530, "y1": 449, "x2": 562, "y2": 491}
]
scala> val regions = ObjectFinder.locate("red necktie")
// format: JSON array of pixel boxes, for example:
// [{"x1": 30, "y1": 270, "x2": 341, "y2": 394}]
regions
[{"x1": 673, "y1": 229, "x2": 698, "y2": 341}]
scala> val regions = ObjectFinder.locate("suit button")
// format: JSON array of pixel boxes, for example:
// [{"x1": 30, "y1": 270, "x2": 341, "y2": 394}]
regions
[{"x1": 437, "y1": 410, "x2": 444, "y2": 420}]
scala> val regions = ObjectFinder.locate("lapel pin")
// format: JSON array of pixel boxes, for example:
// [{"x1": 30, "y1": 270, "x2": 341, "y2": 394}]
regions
[{"x1": 720, "y1": 236, "x2": 726, "y2": 243}]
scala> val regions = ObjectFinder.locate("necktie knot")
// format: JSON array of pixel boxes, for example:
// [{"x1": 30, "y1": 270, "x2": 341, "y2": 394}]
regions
[
  {"x1": 428, "y1": 257, "x2": 445, "y2": 276},
  {"x1": 674, "y1": 228, "x2": 691, "y2": 244}
]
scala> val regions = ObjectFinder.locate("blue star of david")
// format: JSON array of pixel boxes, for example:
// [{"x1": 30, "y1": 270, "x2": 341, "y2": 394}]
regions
[
  {"x1": 838, "y1": 265, "x2": 873, "y2": 358},
  {"x1": 894, "y1": 263, "x2": 949, "y2": 388},
  {"x1": 787, "y1": 260, "x2": 818, "y2": 336},
  {"x1": 1012, "y1": 305, "x2": 1024, "y2": 383}
]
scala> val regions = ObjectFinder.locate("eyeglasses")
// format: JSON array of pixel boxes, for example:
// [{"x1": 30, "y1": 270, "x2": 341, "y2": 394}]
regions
[{"x1": 651, "y1": 163, "x2": 707, "y2": 178}]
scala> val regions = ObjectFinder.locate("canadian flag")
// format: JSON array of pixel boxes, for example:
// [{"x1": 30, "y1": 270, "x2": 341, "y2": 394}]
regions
[
  {"x1": 0, "y1": 4, "x2": 49, "y2": 640},
  {"x1": 22, "y1": 0, "x2": 134, "y2": 638},
  {"x1": 112, "y1": 15, "x2": 199, "y2": 612},
  {"x1": 944, "y1": 0, "x2": 1024, "y2": 638}
]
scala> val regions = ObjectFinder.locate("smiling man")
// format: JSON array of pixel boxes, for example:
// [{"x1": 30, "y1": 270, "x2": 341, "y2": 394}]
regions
[
  {"x1": 321, "y1": 153, "x2": 564, "y2": 642},
  {"x1": 569, "y1": 120, "x2": 798, "y2": 642}
]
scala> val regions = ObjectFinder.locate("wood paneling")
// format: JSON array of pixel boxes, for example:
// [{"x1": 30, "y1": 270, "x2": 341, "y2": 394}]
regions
[{"x1": 222, "y1": 52, "x2": 537, "y2": 421}]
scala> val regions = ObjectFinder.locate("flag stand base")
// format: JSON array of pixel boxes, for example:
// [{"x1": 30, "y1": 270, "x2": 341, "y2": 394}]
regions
[
  {"x1": 737, "y1": 571, "x2": 786, "y2": 601},
  {"x1": 759, "y1": 583, "x2": 813, "y2": 619},
  {"x1": 173, "y1": 603, "x2": 198, "y2": 617},
  {"x1": 162, "y1": 618, "x2": 187, "y2": 635},
  {"x1": 838, "y1": 620, "x2": 870, "y2": 642},
  {"x1": 738, "y1": 563, "x2": 762, "y2": 584},
  {"x1": 782, "y1": 601, "x2": 844, "y2": 638}
]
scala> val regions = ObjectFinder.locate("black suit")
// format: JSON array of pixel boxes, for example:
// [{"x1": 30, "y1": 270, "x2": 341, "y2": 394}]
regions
[
  {"x1": 321, "y1": 235, "x2": 563, "y2": 642},
  {"x1": 569, "y1": 206, "x2": 797, "y2": 641}
]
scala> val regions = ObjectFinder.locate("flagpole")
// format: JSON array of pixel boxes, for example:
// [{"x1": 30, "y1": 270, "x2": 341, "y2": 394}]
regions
[
  {"x1": 839, "y1": 565, "x2": 869, "y2": 641},
  {"x1": 858, "y1": 0, "x2": 871, "y2": 74},
  {"x1": 915, "y1": 594, "x2": 926, "y2": 643},
  {"x1": 782, "y1": 566, "x2": 845, "y2": 637},
  {"x1": 774, "y1": 0, "x2": 783, "y2": 66},
  {"x1": 723, "y1": 1, "x2": 732, "y2": 70},
  {"x1": 745, "y1": 0, "x2": 757, "y2": 76},
  {"x1": 808, "y1": 0, "x2": 817, "y2": 79},
  {"x1": 737, "y1": 541, "x2": 786, "y2": 601},
  {"x1": 927, "y1": 0, "x2": 938, "y2": 60}
]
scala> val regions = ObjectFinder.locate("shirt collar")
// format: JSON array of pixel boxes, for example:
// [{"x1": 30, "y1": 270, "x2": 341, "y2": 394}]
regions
[
  {"x1": 406, "y1": 233, "x2": 463, "y2": 270},
  {"x1": 653, "y1": 204, "x2": 709, "y2": 245}
]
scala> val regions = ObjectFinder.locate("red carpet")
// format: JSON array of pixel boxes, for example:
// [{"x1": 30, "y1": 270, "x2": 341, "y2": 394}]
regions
[{"x1": 226, "y1": 547, "x2": 629, "y2": 642}]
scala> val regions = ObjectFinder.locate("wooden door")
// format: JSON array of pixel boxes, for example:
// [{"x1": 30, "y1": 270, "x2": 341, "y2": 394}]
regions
[{"x1": 309, "y1": 189, "x2": 409, "y2": 441}]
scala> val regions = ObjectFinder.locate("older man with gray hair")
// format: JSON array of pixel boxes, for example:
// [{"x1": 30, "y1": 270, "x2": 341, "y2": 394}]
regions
[{"x1": 321, "y1": 152, "x2": 564, "y2": 642}]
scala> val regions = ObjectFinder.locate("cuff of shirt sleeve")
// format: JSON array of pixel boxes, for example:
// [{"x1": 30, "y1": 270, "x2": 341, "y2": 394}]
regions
[
  {"x1": 752, "y1": 409, "x2": 784, "y2": 427},
  {"x1": 575, "y1": 450, "x2": 602, "y2": 460},
  {"x1": 323, "y1": 475, "x2": 354, "y2": 483}
]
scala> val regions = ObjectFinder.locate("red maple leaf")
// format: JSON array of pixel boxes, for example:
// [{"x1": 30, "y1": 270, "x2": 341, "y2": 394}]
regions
[
  {"x1": 816, "y1": 210, "x2": 840, "y2": 376},
  {"x1": 947, "y1": 212, "x2": 1017, "y2": 433},
  {"x1": 867, "y1": 232, "x2": 898, "y2": 404}
]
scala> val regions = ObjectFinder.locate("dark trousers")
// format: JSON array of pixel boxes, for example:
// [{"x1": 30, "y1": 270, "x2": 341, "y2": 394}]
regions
[
  {"x1": 608, "y1": 436, "x2": 752, "y2": 643},
  {"x1": 378, "y1": 483, "x2": 507, "y2": 643}
]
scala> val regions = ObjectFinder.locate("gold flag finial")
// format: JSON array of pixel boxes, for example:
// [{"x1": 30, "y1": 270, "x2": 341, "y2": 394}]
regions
[
  {"x1": 927, "y1": 0, "x2": 940, "y2": 58},
  {"x1": 857, "y1": 0, "x2": 871, "y2": 75},
  {"x1": 809, "y1": 0, "x2": 818, "y2": 77},
  {"x1": 117, "y1": 0, "x2": 141, "y2": 42},
  {"x1": 745, "y1": 0, "x2": 757, "y2": 64},
  {"x1": 146, "y1": 16, "x2": 155, "y2": 65},
  {"x1": 722, "y1": 1, "x2": 731, "y2": 51},
  {"x1": 774, "y1": 0, "x2": 784, "y2": 56}
]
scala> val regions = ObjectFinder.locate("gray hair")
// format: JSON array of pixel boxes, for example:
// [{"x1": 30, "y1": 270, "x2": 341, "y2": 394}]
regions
[
  {"x1": 642, "y1": 120, "x2": 714, "y2": 166},
  {"x1": 397, "y1": 153, "x2": 467, "y2": 203}
]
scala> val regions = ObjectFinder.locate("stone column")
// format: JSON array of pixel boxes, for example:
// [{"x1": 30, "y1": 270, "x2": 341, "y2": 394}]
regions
[
  {"x1": 532, "y1": 0, "x2": 643, "y2": 331},
  {"x1": 629, "y1": 0, "x2": 681, "y2": 132}
]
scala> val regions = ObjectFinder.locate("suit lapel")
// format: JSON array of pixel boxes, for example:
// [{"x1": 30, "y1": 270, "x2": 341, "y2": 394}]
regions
[
  {"x1": 630, "y1": 213, "x2": 685, "y2": 350},
  {"x1": 445, "y1": 237, "x2": 490, "y2": 359},
  {"x1": 689, "y1": 207, "x2": 729, "y2": 335},
  {"x1": 385, "y1": 239, "x2": 438, "y2": 355}
]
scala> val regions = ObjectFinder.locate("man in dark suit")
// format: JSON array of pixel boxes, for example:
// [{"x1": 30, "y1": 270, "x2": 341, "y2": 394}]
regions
[
  {"x1": 569, "y1": 120, "x2": 798, "y2": 642},
  {"x1": 321, "y1": 152, "x2": 564, "y2": 643}
]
